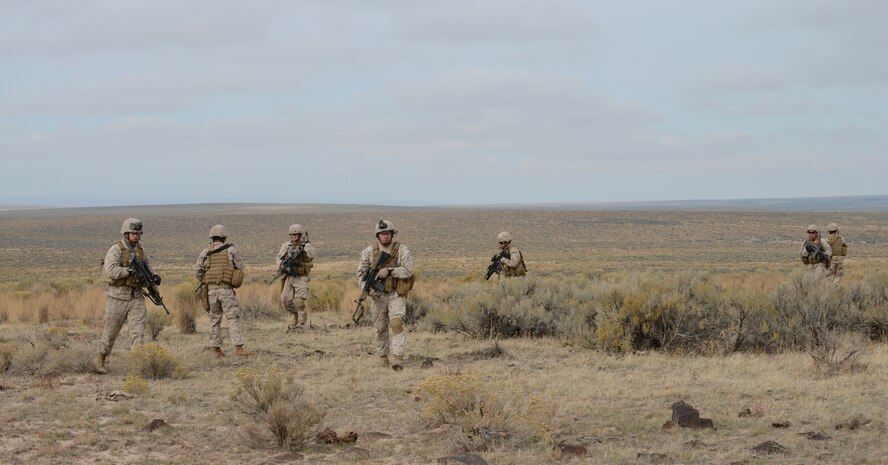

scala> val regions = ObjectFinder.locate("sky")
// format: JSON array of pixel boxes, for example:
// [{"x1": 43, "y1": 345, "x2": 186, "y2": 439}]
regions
[{"x1": 1, "y1": 0, "x2": 886, "y2": 207}]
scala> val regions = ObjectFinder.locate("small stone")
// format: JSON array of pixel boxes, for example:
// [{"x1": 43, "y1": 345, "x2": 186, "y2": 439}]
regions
[
  {"x1": 799, "y1": 431, "x2": 831, "y2": 441},
  {"x1": 143, "y1": 419, "x2": 172, "y2": 432},
  {"x1": 835, "y1": 414, "x2": 871, "y2": 430},
  {"x1": 738, "y1": 408, "x2": 753, "y2": 418},
  {"x1": 552, "y1": 442, "x2": 587, "y2": 459},
  {"x1": 437, "y1": 453, "x2": 488, "y2": 465},
  {"x1": 752, "y1": 440, "x2": 787, "y2": 455},
  {"x1": 771, "y1": 421, "x2": 790, "y2": 428}
]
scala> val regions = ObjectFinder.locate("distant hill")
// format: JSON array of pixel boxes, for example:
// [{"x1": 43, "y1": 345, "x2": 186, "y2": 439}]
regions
[{"x1": 1, "y1": 195, "x2": 886, "y2": 217}]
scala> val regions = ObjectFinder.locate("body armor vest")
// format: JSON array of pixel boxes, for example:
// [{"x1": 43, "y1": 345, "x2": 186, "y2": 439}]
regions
[
  {"x1": 204, "y1": 246, "x2": 237, "y2": 287},
  {"x1": 108, "y1": 240, "x2": 144, "y2": 288},
  {"x1": 503, "y1": 246, "x2": 527, "y2": 277},
  {"x1": 372, "y1": 242, "x2": 414, "y2": 295},
  {"x1": 828, "y1": 235, "x2": 847, "y2": 257},
  {"x1": 285, "y1": 243, "x2": 314, "y2": 276},
  {"x1": 804, "y1": 237, "x2": 828, "y2": 264}
]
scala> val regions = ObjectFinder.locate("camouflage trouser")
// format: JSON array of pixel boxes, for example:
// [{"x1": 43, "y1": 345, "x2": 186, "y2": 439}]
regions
[
  {"x1": 208, "y1": 288, "x2": 244, "y2": 347},
  {"x1": 281, "y1": 275, "x2": 309, "y2": 324},
  {"x1": 826, "y1": 256, "x2": 845, "y2": 285},
  {"x1": 805, "y1": 262, "x2": 828, "y2": 278},
  {"x1": 370, "y1": 291, "x2": 407, "y2": 357},
  {"x1": 99, "y1": 292, "x2": 146, "y2": 356}
]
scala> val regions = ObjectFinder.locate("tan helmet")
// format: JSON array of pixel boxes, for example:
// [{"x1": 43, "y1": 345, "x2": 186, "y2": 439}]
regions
[
  {"x1": 288, "y1": 224, "x2": 306, "y2": 235},
  {"x1": 375, "y1": 220, "x2": 397, "y2": 235},
  {"x1": 120, "y1": 218, "x2": 144, "y2": 234},
  {"x1": 807, "y1": 224, "x2": 819, "y2": 233},
  {"x1": 497, "y1": 231, "x2": 512, "y2": 243},
  {"x1": 827, "y1": 222, "x2": 839, "y2": 232},
  {"x1": 209, "y1": 224, "x2": 227, "y2": 238}
]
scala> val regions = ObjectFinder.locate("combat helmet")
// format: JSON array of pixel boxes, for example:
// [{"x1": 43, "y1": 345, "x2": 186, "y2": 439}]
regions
[
  {"x1": 288, "y1": 224, "x2": 306, "y2": 235},
  {"x1": 375, "y1": 220, "x2": 397, "y2": 236},
  {"x1": 827, "y1": 223, "x2": 839, "y2": 233},
  {"x1": 120, "y1": 218, "x2": 143, "y2": 234},
  {"x1": 497, "y1": 231, "x2": 512, "y2": 243},
  {"x1": 209, "y1": 224, "x2": 227, "y2": 238}
]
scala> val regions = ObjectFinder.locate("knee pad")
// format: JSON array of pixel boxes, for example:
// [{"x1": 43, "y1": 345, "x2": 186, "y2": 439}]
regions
[
  {"x1": 390, "y1": 316, "x2": 403, "y2": 334},
  {"x1": 294, "y1": 297, "x2": 306, "y2": 311}
]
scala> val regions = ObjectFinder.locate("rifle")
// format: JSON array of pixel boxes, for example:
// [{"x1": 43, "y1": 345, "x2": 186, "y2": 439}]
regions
[
  {"x1": 267, "y1": 244, "x2": 304, "y2": 285},
  {"x1": 804, "y1": 240, "x2": 829, "y2": 264},
  {"x1": 352, "y1": 251, "x2": 391, "y2": 324},
  {"x1": 484, "y1": 250, "x2": 511, "y2": 280},
  {"x1": 125, "y1": 244, "x2": 170, "y2": 315}
]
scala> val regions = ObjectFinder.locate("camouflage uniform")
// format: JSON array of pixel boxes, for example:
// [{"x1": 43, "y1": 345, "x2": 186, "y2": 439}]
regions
[
  {"x1": 357, "y1": 220, "x2": 414, "y2": 368},
  {"x1": 495, "y1": 232, "x2": 527, "y2": 278},
  {"x1": 278, "y1": 224, "x2": 316, "y2": 330},
  {"x1": 825, "y1": 223, "x2": 848, "y2": 285},
  {"x1": 96, "y1": 218, "x2": 158, "y2": 374},
  {"x1": 99, "y1": 240, "x2": 148, "y2": 356},
  {"x1": 800, "y1": 224, "x2": 832, "y2": 278}
]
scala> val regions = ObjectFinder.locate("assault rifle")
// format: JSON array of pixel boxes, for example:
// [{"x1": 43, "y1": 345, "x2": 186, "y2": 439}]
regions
[
  {"x1": 267, "y1": 244, "x2": 305, "y2": 285},
  {"x1": 804, "y1": 240, "x2": 830, "y2": 265},
  {"x1": 484, "y1": 250, "x2": 511, "y2": 280},
  {"x1": 352, "y1": 251, "x2": 391, "y2": 324},
  {"x1": 126, "y1": 247, "x2": 170, "y2": 314}
]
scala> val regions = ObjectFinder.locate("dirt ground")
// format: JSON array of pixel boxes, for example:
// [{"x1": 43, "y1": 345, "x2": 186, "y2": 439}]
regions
[{"x1": 1, "y1": 310, "x2": 885, "y2": 465}]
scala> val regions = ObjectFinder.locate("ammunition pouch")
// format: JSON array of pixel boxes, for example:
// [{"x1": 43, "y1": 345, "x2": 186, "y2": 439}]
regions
[{"x1": 385, "y1": 275, "x2": 415, "y2": 297}]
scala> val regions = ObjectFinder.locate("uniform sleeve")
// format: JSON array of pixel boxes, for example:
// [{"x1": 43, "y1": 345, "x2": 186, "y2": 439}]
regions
[
  {"x1": 303, "y1": 243, "x2": 317, "y2": 259},
  {"x1": 277, "y1": 242, "x2": 290, "y2": 266},
  {"x1": 502, "y1": 246, "x2": 522, "y2": 267},
  {"x1": 356, "y1": 246, "x2": 372, "y2": 288},
  {"x1": 229, "y1": 247, "x2": 245, "y2": 271},
  {"x1": 195, "y1": 249, "x2": 209, "y2": 280},
  {"x1": 392, "y1": 245, "x2": 414, "y2": 279},
  {"x1": 821, "y1": 237, "x2": 832, "y2": 258},
  {"x1": 103, "y1": 245, "x2": 130, "y2": 280},
  {"x1": 800, "y1": 241, "x2": 809, "y2": 258}
]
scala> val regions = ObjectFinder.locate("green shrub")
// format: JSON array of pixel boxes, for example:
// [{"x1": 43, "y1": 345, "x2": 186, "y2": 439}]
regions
[
  {"x1": 122, "y1": 374, "x2": 150, "y2": 396},
  {"x1": 308, "y1": 279, "x2": 344, "y2": 313},
  {"x1": 418, "y1": 371, "x2": 555, "y2": 451},
  {"x1": 126, "y1": 343, "x2": 186, "y2": 379},
  {"x1": 233, "y1": 368, "x2": 324, "y2": 451},
  {"x1": 146, "y1": 309, "x2": 172, "y2": 341}
]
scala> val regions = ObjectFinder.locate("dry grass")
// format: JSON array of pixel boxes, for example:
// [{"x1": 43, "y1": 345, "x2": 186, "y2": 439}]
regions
[
  {"x1": 0, "y1": 315, "x2": 885, "y2": 464},
  {"x1": 1, "y1": 206, "x2": 887, "y2": 463}
]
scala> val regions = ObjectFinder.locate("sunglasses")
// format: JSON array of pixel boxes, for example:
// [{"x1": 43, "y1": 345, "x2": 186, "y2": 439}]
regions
[
  {"x1": 807, "y1": 231, "x2": 817, "y2": 234},
  {"x1": 499, "y1": 241, "x2": 508, "y2": 245}
]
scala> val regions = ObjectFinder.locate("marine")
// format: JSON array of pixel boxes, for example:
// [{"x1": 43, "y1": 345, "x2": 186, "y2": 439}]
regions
[
  {"x1": 195, "y1": 224, "x2": 253, "y2": 356},
  {"x1": 95, "y1": 218, "x2": 161, "y2": 374},
  {"x1": 825, "y1": 222, "x2": 848, "y2": 285},
  {"x1": 356, "y1": 220, "x2": 415, "y2": 370},
  {"x1": 277, "y1": 224, "x2": 317, "y2": 331}
]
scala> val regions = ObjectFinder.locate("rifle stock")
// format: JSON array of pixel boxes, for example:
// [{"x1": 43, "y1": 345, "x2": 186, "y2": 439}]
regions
[
  {"x1": 268, "y1": 244, "x2": 304, "y2": 285},
  {"x1": 128, "y1": 251, "x2": 170, "y2": 315}
]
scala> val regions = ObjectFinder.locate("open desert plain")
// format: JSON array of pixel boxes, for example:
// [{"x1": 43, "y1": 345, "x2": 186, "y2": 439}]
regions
[{"x1": 1, "y1": 204, "x2": 887, "y2": 465}]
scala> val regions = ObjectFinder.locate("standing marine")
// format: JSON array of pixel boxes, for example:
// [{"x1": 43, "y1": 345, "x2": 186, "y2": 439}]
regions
[
  {"x1": 800, "y1": 224, "x2": 832, "y2": 277},
  {"x1": 95, "y1": 218, "x2": 161, "y2": 374},
  {"x1": 195, "y1": 224, "x2": 253, "y2": 357},
  {"x1": 357, "y1": 220, "x2": 414, "y2": 370},
  {"x1": 277, "y1": 224, "x2": 316, "y2": 331},
  {"x1": 494, "y1": 231, "x2": 527, "y2": 278},
  {"x1": 825, "y1": 222, "x2": 848, "y2": 285}
]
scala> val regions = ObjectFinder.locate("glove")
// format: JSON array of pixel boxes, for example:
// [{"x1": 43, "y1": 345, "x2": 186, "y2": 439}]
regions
[
  {"x1": 151, "y1": 274, "x2": 162, "y2": 285},
  {"x1": 804, "y1": 243, "x2": 815, "y2": 253},
  {"x1": 126, "y1": 266, "x2": 135, "y2": 274}
]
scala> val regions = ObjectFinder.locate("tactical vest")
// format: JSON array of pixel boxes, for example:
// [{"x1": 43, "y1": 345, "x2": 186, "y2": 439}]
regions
[
  {"x1": 828, "y1": 234, "x2": 847, "y2": 257},
  {"x1": 204, "y1": 245, "x2": 237, "y2": 287},
  {"x1": 804, "y1": 237, "x2": 828, "y2": 264},
  {"x1": 503, "y1": 246, "x2": 527, "y2": 277},
  {"x1": 372, "y1": 242, "x2": 415, "y2": 296},
  {"x1": 107, "y1": 240, "x2": 144, "y2": 288},
  {"x1": 284, "y1": 243, "x2": 314, "y2": 276}
]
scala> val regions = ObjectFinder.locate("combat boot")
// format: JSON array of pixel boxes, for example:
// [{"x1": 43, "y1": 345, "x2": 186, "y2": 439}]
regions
[
  {"x1": 235, "y1": 345, "x2": 255, "y2": 356},
  {"x1": 379, "y1": 355, "x2": 390, "y2": 367},
  {"x1": 286, "y1": 314, "x2": 300, "y2": 333},
  {"x1": 213, "y1": 347, "x2": 225, "y2": 358},
  {"x1": 93, "y1": 353, "x2": 108, "y2": 375},
  {"x1": 392, "y1": 355, "x2": 404, "y2": 371}
]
